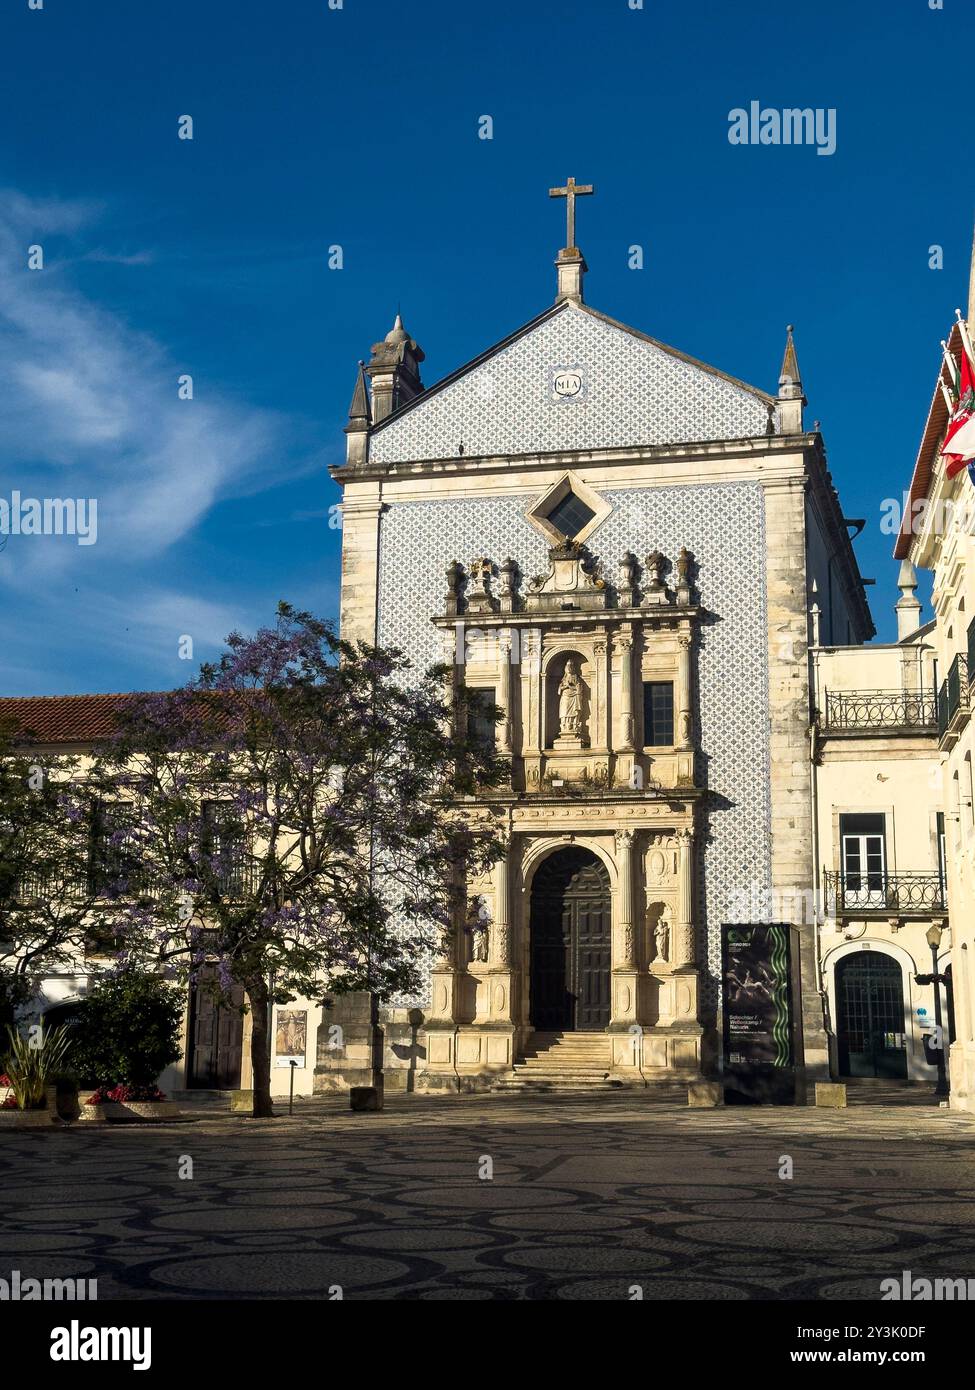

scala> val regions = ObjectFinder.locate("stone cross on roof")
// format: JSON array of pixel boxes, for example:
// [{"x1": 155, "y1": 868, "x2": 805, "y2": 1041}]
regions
[{"x1": 549, "y1": 176, "x2": 594, "y2": 253}]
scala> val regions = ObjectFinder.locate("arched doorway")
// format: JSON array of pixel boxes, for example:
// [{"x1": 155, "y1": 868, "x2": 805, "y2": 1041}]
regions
[
  {"x1": 835, "y1": 951, "x2": 908, "y2": 1079},
  {"x1": 530, "y1": 847, "x2": 611, "y2": 1031}
]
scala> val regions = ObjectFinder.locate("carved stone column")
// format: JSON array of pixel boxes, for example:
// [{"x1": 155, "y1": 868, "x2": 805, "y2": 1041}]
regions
[
  {"x1": 472, "y1": 841, "x2": 517, "y2": 1059},
  {"x1": 614, "y1": 829, "x2": 636, "y2": 968},
  {"x1": 676, "y1": 629, "x2": 693, "y2": 750},
  {"x1": 426, "y1": 881, "x2": 465, "y2": 1082},
  {"x1": 617, "y1": 631, "x2": 636, "y2": 751},
  {"x1": 610, "y1": 829, "x2": 641, "y2": 1042},
  {"x1": 498, "y1": 633, "x2": 513, "y2": 756},
  {"x1": 521, "y1": 629, "x2": 542, "y2": 789},
  {"x1": 490, "y1": 851, "x2": 511, "y2": 968},
  {"x1": 674, "y1": 827, "x2": 696, "y2": 967},
  {"x1": 592, "y1": 638, "x2": 608, "y2": 749}
]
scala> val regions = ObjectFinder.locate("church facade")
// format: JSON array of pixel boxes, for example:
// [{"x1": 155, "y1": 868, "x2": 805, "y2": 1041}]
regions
[{"x1": 322, "y1": 188, "x2": 875, "y2": 1093}]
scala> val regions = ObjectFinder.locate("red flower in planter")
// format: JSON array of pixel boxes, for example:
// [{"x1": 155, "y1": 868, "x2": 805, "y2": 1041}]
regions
[
  {"x1": 86, "y1": 1083, "x2": 167, "y2": 1104},
  {"x1": 1, "y1": 1094, "x2": 18, "y2": 1109},
  {"x1": 0, "y1": 1074, "x2": 11, "y2": 1087}
]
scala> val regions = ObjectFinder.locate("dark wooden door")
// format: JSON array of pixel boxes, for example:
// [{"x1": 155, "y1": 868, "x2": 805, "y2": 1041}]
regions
[
  {"x1": 188, "y1": 970, "x2": 245, "y2": 1089},
  {"x1": 836, "y1": 952, "x2": 908, "y2": 1079},
  {"x1": 530, "y1": 848, "x2": 611, "y2": 1031}
]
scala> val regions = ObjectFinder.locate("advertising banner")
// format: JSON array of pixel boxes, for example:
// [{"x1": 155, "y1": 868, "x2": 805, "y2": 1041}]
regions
[{"x1": 722, "y1": 923, "x2": 799, "y2": 1101}]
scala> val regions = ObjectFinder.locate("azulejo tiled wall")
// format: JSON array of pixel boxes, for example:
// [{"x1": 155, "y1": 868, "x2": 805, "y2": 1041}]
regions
[
  {"x1": 377, "y1": 482, "x2": 773, "y2": 1007},
  {"x1": 369, "y1": 304, "x2": 773, "y2": 464}
]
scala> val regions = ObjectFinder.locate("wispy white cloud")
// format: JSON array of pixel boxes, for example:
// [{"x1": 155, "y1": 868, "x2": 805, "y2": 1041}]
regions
[
  {"x1": 0, "y1": 189, "x2": 295, "y2": 576},
  {"x1": 0, "y1": 188, "x2": 333, "y2": 695}
]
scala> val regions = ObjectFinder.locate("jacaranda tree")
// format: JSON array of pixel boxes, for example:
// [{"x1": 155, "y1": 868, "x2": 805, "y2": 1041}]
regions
[{"x1": 91, "y1": 602, "x2": 507, "y2": 1117}]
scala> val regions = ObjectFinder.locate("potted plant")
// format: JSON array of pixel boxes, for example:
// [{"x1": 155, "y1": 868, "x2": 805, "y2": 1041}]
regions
[
  {"x1": 84, "y1": 1082, "x2": 180, "y2": 1122},
  {"x1": 69, "y1": 971, "x2": 183, "y2": 1122},
  {"x1": 0, "y1": 1024, "x2": 72, "y2": 1127}
]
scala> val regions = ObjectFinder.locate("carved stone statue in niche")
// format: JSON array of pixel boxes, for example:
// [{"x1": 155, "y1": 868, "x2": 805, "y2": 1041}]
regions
[
  {"x1": 466, "y1": 896, "x2": 489, "y2": 963},
  {"x1": 557, "y1": 658, "x2": 586, "y2": 740},
  {"x1": 654, "y1": 915, "x2": 670, "y2": 965}
]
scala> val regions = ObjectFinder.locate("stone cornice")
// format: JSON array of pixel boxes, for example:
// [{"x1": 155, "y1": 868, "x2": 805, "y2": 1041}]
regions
[
  {"x1": 329, "y1": 432, "x2": 817, "y2": 486},
  {"x1": 457, "y1": 791, "x2": 705, "y2": 816},
  {"x1": 431, "y1": 606, "x2": 701, "y2": 629}
]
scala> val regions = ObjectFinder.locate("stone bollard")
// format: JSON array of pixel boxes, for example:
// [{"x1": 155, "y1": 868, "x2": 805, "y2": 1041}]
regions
[
  {"x1": 230, "y1": 1089, "x2": 254, "y2": 1113},
  {"x1": 350, "y1": 1086, "x2": 383, "y2": 1113},
  {"x1": 687, "y1": 1081, "x2": 723, "y2": 1108},
  {"x1": 815, "y1": 1082, "x2": 847, "y2": 1108}
]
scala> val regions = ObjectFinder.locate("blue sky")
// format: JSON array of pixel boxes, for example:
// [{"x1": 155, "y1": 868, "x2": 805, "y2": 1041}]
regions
[{"x1": 0, "y1": 0, "x2": 971, "y2": 693}]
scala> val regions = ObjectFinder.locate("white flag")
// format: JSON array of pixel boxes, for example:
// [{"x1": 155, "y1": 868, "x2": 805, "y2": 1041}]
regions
[{"x1": 943, "y1": 412, "x2": 975, "y2": 461}]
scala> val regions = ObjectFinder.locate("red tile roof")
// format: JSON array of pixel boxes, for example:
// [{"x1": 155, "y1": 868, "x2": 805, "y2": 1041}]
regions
[{"x1": 0, "y1": 693, "x2": 143, "y2": 745}]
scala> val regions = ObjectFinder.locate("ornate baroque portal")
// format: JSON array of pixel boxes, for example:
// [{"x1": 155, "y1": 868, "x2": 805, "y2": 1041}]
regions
[{"x1": 422, "y1": 533, "x2": 705, "y2": 1087}]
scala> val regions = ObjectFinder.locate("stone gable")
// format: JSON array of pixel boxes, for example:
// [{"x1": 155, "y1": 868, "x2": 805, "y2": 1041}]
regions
[{"x1": 369, "y1": 303, "x2": 773, "y2": 465}]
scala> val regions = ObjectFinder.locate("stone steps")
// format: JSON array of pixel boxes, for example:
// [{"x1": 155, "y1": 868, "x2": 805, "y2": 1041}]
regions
[
  {"x1": 504, "y1": 1069, "x2": 615, "y2": 1080},
  {"x1": 842, "y1": 1078, "x2": 942, "y2": 1107},
  {"x1": 496, "y1": 1080, "x2": 624, "y2": 1092},
  {"x1": 496, "y1": 1030, "x2": 617, "y2": 1091}
]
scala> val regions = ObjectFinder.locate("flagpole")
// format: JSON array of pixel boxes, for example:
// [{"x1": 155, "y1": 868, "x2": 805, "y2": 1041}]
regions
[
  {"x1": 955, "y1": 309, "x2": 975, "y2": 372},
  {"x1": 941, "y1": 340, "x2": 960, "y2": 396}
]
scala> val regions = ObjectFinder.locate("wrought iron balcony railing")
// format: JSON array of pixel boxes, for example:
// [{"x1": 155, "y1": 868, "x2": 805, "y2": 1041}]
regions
[
  {"x1": 968, "y1": 617, "x2": 975, "y2": 688},
  {"x1": 14, "y1": 856, "x2": 259, "y2": 904},
  {"x1": 948, "y1": 651, "x2": 969, "y2": 714},
  {"x1": 12, "y1": 866, "x2": 89, "y2": 902},
  {"x1": 939, "y1": 653, "x2": 970, "y2": 743},
  {"x1": 824, "y1": 870, "x2": 946, "y2": 916},
  {"x1": 822, "y1": 689, "x2": 937, "y2": 732}
]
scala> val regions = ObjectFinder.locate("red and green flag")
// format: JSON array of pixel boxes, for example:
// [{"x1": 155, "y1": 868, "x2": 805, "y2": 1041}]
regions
[{"x1": 942, "y1": 346, "x2": 975, "y2": 478}]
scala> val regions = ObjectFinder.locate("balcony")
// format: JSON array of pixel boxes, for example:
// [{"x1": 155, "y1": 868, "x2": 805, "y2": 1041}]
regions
[
  {"x1": 14, "y1": 856, "x2": 259, "y2": 905},
  {"x1": 822, "y1": 689, "x2": 937, "y2": 733},
  {"x1": 824, "y1": 870, "x2": 946, "y2": 917},
  {"x1": 938, "y1": 653, "x2": 970, "y2": 745}
]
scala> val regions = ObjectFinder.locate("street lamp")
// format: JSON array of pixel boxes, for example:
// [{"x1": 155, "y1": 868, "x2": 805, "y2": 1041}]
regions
[{"x1": 915, "y1": 923, "x2": 950, "y2": 1100}]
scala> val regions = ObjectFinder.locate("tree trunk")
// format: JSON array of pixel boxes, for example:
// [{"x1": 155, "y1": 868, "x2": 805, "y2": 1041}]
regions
[{"x1": 246, "y1": 977, "x2": 275, "y2": 1118}]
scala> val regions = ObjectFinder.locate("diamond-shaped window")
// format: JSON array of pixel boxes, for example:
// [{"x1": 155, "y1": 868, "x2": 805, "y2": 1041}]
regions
[
  {"x1": 545, "y1": 490, "x2": 596, "y2": 540},
  {"x1": 524, "y1": 470, "x2": 612, "y2": 547}
]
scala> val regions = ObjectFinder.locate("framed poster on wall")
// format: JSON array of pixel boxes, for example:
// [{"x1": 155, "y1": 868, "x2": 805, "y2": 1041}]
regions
[{"x1": 274, "y1": 1008, "x2": 307, "y2": 1069}]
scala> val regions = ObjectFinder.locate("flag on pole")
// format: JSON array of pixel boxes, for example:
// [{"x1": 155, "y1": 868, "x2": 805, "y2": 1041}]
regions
[{"x1": 942, "y1": 347, "x2": 975, "y2": 478}]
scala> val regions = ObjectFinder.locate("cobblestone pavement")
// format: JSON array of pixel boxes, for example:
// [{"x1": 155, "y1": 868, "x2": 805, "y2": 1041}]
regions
[{"x1": 1, "y1": 1091, "x2": 974, "y2": 1301}]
